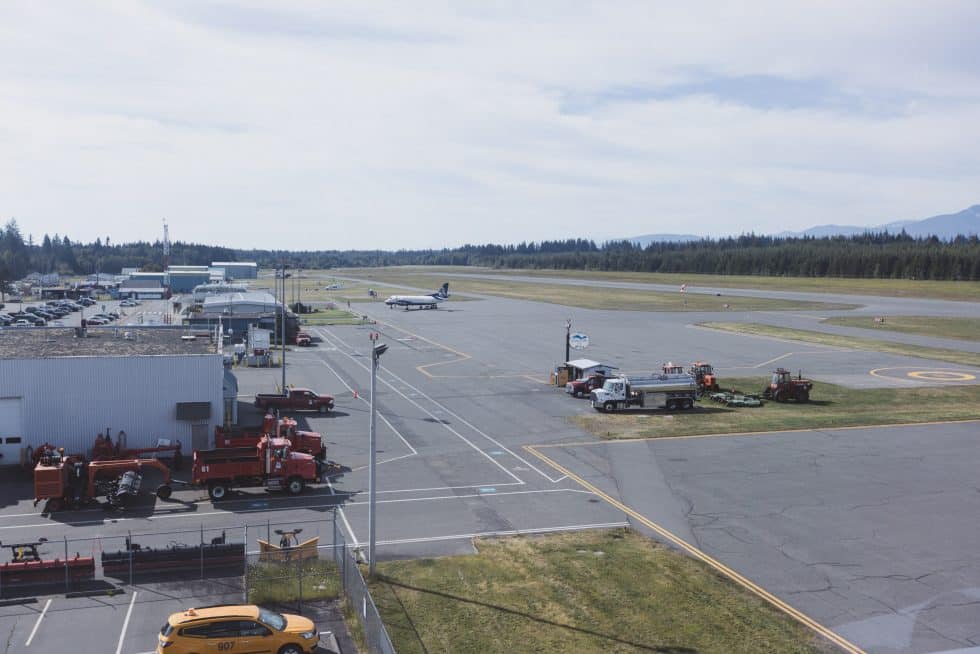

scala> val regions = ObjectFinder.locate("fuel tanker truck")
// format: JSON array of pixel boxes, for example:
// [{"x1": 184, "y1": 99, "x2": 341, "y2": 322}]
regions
[{"x1": 590, "y1": 373, "x2": 698, "y2": 412}]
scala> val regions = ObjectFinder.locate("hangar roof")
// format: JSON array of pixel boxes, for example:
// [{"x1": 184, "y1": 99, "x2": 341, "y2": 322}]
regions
[{"x1": 0, "y1": 327, "x2": 217, "y2": 359}]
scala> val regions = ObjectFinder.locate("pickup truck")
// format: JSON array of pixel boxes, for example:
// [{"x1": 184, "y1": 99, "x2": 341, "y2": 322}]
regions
[
  {"x1": 254, "y1": 388, "x2": 335, "y2": 413},
  {"x1": 565, "y1": 374, "x2": 608, "y2": 398},
  {"x1": 295, "y1": 331, "x2": 313, "y2": 346}
]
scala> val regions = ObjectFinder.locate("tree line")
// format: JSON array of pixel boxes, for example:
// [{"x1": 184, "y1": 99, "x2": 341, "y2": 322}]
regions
[{"x1": 3, "y1": 220, "x2": 979, "y2": 293}]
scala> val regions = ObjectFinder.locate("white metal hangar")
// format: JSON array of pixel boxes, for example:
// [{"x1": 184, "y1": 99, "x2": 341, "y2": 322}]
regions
[{"x1": 0, "y1": 327, "x2": 226, "y2": 464}]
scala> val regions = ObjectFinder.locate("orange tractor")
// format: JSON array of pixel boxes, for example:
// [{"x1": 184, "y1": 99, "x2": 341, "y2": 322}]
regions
[
  {"x1": 689, "y1": 362, "x2": 719, "y2": 392},
  {"x1": 762, "y1": 368, "x2": 813, "y2": 403}
]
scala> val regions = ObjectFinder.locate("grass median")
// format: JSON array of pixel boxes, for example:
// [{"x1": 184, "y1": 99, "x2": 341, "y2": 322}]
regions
[
  {"x1": 246, "y1": 559, "x2": 342, "y2": 604},
  {"x1": 572, "y1": 377, "x2": 980, "y2": 440},
  {"x1": 337, "y1": 268, "x2": 855, "y2": 312},
  {"x1": 700, "y1": 322, "x2": 980, "y2": 368},
  {"x1": 369, "y1": 529, "x2": 835, "y2": 654},
  {"x1": 821, "y1": 316, "x2": 980, "y2": 342}
]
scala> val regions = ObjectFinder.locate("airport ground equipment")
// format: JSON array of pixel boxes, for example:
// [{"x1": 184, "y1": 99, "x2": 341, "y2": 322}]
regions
[
  {"x1": 101, "y1": 532, "x2": 244, "y2": 578},
  {"x1": 192, "y1": 435, "x2": 321, "y2": 501},
  {"x1": 708, "y1": 391, "x2": 764, "y2": 407},
  {"x1": 690, "y1": 361, "x2": 720, "y2": 392},
  {"x1": 90, "y1": 432, "x2": 183, "y2": 469},
  {"x1": 294, "y1": 330, "x2": 313, "y2": 346},
  {"x1": 254, "y1": 387, "x2": 335, "y2": 413},
  {"x1": 590, "y1": 373, "x2": 699, "y2": 412},
  {"x1": 762, "y1": 368, "x2": 813, "y2": 402},
  {"x1": 216, "y1": 413, "x2": 326, "y2": 460},
  {"x1": 0, "y1": 538, "x2": 95, "y2": 588},
  {"x1": 33, "y1": 449, "x2": 174, "y2": 512}
]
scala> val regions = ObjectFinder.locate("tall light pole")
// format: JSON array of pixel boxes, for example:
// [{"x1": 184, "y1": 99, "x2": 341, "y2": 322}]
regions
[
  {"x1": 281, "y1": 265, "x2": 287, "y2": 395},
  {"x1": 368, "y1": 331, "x2": 388, "y2": 576}
]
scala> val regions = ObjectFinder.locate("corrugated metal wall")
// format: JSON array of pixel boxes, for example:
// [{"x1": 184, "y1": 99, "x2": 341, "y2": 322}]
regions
[{"x1": 0, "y1": 354, "x2": 223, "y2": 455}]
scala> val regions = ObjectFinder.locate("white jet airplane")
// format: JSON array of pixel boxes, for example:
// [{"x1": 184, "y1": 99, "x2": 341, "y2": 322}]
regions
[{"x1": 384, "y1": 283, "x2": 450, "y2": 310}]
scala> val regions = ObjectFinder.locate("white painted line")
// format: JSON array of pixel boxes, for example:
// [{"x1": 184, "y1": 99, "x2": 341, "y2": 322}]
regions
[
  {"x1": 376, "y1": 362, "x2": 564, "y2": 483},
  {"x1": 25, "y1": 598, "x2": 51, "y2": 646},
  {"x1": 315, "y1": 327, "x2": 524, "y2": 485},
  {"x1": 115, "y1": 591, "x2": 137, "y2": 654},
  {"x1": 326, "y1": 477, "x2": 359, "y2": 548}
]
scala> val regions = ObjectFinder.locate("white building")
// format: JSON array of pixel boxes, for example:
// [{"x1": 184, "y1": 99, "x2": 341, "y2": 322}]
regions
[
  {"x1": 202, "y1": 291, "x2": 281, "y2": 315},
  {"x1": 211, "y1": 262, "x2": 258, "y2": 279},
  {"x1": 0, "y1": 327, "x2": 226, "y2": 463}
]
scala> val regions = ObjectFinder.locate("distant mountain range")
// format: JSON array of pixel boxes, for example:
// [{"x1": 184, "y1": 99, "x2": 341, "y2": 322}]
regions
[{"x1": 625, "y1": 204, "x2": 979, "y2": 244}]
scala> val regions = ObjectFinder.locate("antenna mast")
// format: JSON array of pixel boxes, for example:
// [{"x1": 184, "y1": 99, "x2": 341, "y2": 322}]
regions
[{"x1": 162, "y1": 219, "x2": 171, "y2": 268}]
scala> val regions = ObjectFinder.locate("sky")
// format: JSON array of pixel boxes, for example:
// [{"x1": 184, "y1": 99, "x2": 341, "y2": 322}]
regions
[{"x1": 2, "y1": 1, "x2": 979, "y2": 250}]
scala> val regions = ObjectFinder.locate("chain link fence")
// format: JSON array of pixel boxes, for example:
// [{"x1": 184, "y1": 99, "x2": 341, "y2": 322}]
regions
[
  {"x1": 331, "y1": 516, "x2": 396, "y2": 654},
  {"x1": 0, "y1": 510, "x2": 397, "y2": 653}
]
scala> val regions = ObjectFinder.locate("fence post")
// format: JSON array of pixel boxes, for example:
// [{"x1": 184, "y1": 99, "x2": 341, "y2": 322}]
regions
[
  {"x1": 200, "y1": 524, "x2": 205, "y2": 580},
  {"x1": 64, "y1": 536, "x2": 70, "y2": 594},
  {"x1": 242, "y1": 523, "x2": 248, "y2": 604},
  {"x1": 128, "y1": 531, "x2": 134, "y2": 587}
]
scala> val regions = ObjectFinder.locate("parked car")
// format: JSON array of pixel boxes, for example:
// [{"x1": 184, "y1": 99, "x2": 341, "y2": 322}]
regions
[
  {"x1": 157, "y1": 605, "x2": 319, "y2": 654},
  {"x1": 85, "y1": 317, "x2": 108, "y2": 325},
  {"x1": 12, "y1": 319, "x2": 32, "y2": 327}
]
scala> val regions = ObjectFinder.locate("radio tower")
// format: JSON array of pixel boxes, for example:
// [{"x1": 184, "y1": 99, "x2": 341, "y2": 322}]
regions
[{"x1": 162, "y1": 219, "x2": 171, "y2": 269}]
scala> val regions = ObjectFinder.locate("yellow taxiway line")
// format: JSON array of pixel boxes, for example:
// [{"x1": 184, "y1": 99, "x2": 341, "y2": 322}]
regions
[{"x1": 524, "y1": 444, "x2": 867, "y2": 654}]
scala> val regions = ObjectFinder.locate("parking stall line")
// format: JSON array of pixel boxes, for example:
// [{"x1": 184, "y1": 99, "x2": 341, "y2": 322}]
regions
[
  {"x1": 115, "y1": 591, "x2": 138, "y2": 654},
  {"x1": 24, "y1": 598, "x2": 51, "y2": 646}
]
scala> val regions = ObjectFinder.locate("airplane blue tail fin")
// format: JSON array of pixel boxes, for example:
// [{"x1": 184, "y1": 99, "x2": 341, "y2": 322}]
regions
[{"x1": 433, "y1": 282, "x2": 449, "y2": 299}]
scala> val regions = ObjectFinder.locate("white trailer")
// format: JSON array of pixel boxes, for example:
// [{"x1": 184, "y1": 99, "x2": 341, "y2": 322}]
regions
[{"x1": 590, "y1": 374, "x2": 698, "y2": 412}]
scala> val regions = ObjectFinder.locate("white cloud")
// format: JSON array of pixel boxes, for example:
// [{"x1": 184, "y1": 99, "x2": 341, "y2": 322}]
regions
[{"x1": 1, "y1": 1, "x2": 978, "y2": 249}]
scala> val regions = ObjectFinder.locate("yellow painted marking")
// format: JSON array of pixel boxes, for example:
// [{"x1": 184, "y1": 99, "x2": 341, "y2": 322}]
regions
[
  {"x1": 870, "y1": 366, "x2": 978, "y2": 382},
  {"x1": 524, "y1": 444, "x2": 867, "y2": 654},
  {"x1": 908, "y1": 370, "x2": 976, "y2": 381}
]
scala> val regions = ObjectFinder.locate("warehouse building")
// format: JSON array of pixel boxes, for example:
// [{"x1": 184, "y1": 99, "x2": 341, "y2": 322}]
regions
[
  {"x1": 168, "y1": 270, "x2": 212, "y2": 293},
  {"x1": 0, "y1": 327, "x2": 225, "y2": 463},
  {"x1": 186, "y1": 292, "x2": 299, "y2": 343},
  {"x1": 211, "y1": 261, "x2": 258, "y2": 279},
  {"x1": 117, "y1": 279, "x2": 167, "y2": 300}
]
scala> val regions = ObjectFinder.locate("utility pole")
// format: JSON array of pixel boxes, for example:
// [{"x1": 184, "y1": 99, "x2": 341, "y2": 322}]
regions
[
  {"x1": 565, "y1": 318, "x2": 572, "y2": 363},
  {"x1": 368, "y1": 331, "x2": 388, "y2": 576},
  {"x1": 281, "y1": 265, "x2": 287, "y2": 395}
]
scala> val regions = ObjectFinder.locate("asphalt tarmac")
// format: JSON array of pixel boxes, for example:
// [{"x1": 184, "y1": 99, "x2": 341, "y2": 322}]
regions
[{"x1": 1, "y1": 280, "x2": 977, "y2": 653}]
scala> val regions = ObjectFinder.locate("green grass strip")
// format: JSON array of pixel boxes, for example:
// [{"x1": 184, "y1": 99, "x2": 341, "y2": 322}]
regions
[
  {"x1": 370, "y1": 530, "x2": 834, "y2": 654},
  {"x1": 822, "y1": 316, "x2": 980, "y2": 342},
  {"x1": 700, "y1": 322, "x2": 980, "y2": 368},
  {"x1": 572, "y1": 376, "x2": 980, "y2": 441}
]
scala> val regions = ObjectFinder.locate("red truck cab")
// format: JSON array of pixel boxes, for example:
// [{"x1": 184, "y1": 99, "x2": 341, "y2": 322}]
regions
[{"x1": 215, "y1": 414, "x2": 326, "y2": 460}]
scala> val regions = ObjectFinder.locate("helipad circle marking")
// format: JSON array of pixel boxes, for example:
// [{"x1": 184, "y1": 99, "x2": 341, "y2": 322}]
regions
[
  {"x1": 869, "y1": 366, "x2": 976, "y2": 382},
  {"x1": 907, "y1": 370, "x2": 975, "y2": 381}
]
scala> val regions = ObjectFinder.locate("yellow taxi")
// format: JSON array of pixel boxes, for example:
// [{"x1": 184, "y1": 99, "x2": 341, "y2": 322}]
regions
[{"x1": 157, "y1": 604, "x2": 319, "y2": 654}]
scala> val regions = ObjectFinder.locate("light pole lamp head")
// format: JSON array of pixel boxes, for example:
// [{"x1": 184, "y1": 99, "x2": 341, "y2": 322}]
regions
[{"x1": 373, "y1": 343, "x2": 388, "y2": 360}]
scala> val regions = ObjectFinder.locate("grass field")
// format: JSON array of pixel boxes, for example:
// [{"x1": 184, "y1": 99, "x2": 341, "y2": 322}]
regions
[
  {"x1": 335, "y1": 268, "x2": 856, "y2": 312},
  {"x1": 246, "y1": 560, "x2": 341, "y2": 604},
  {"x1": 332, "y1": 265, "x2": 980, "y2": 302},
  {"x1": 300, "y1": 309, "x2": 373, "y2": 326},
  {"x1": 369, "y1": 529, "x2": 835, "y2": 654},
  {"x1": 700, "y1": 322, "x2": 980, "y2": 368},
  {"x1": 572, "y1": 377, "x2": 980, "y2": 440},
  {"x1": 822, "y1": 315, "x2": 980, "y2": 342}
]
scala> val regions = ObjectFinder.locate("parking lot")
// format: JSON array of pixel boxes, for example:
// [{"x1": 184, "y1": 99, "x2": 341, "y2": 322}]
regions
[{"x1": 2, "y1": 281, "x2": 979, "y2": 652}]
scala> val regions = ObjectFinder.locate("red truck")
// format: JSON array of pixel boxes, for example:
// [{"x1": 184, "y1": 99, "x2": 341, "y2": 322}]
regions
[
  {"x1": 295, "y1": 331, "x2": 313, "y2": 346},
  {"x1": 565, "y1": 373, "x2": 609, "y2": 398},
  {"x1": 215, "y1": 414, "x2": 326, "y2": 460},
  {"x1": 254, "y1": 388, "x2": 335, "y2": 413},
  {"x1": 192, "y1": 436, "x2": 321, "y2": 501}
]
